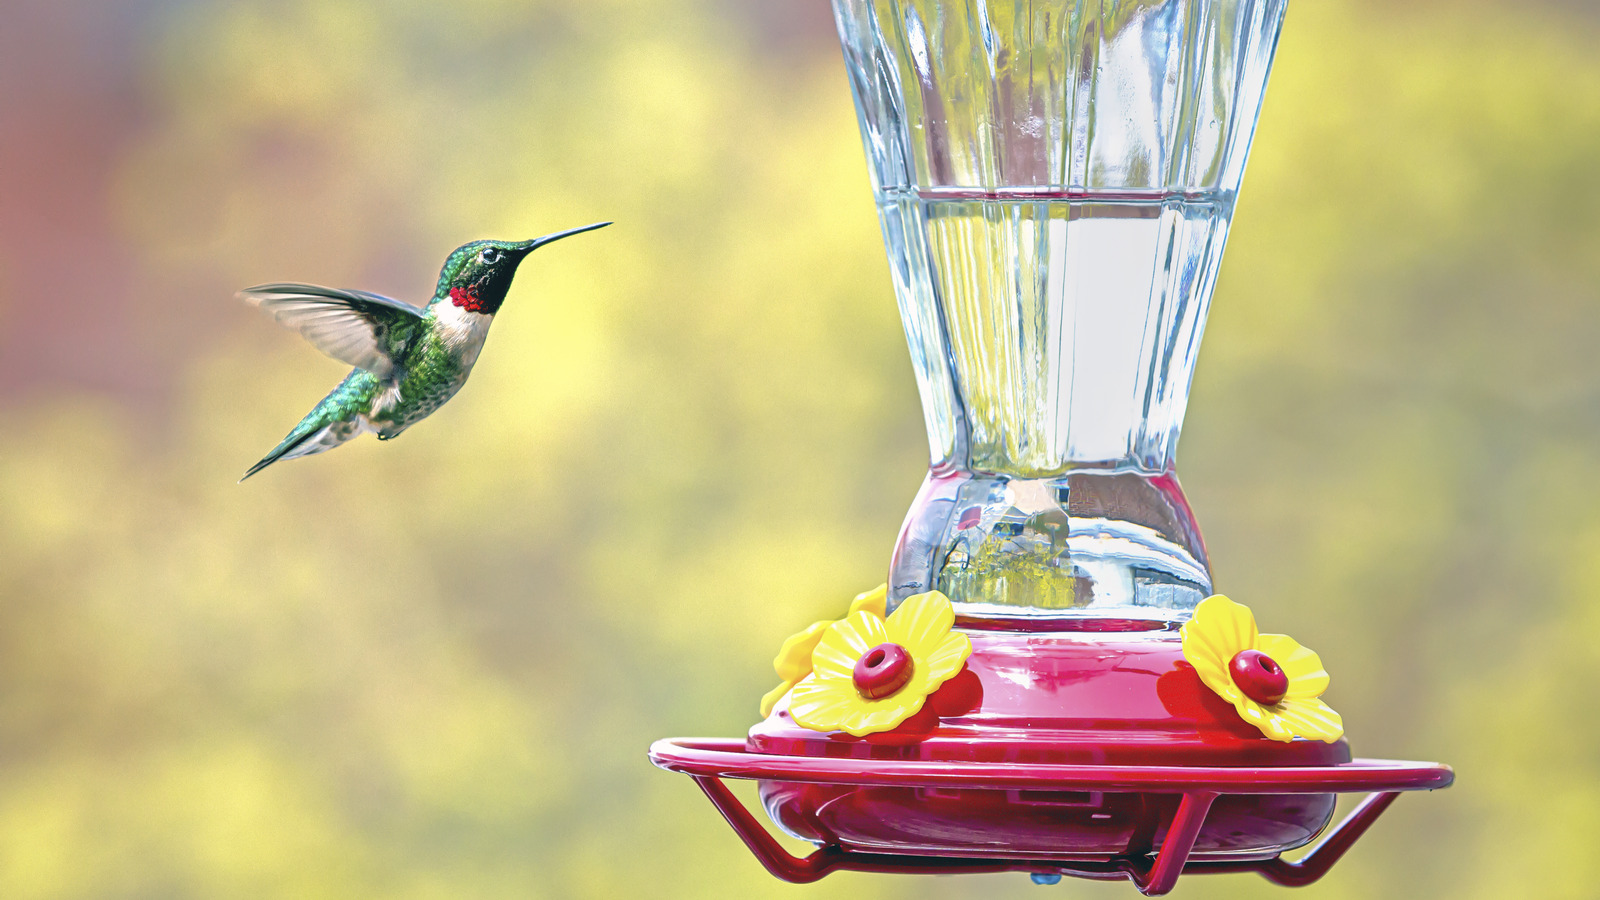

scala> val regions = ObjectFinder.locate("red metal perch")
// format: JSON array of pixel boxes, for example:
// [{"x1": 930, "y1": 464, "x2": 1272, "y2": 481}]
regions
[{"x1": 650, "y1": 737, "x2": 1452, "y2": 896}]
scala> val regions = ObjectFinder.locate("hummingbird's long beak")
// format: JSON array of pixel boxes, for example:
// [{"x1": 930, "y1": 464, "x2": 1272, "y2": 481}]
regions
[{"x1": 517, "y1": 221, "x2": 612, "y2": 255}]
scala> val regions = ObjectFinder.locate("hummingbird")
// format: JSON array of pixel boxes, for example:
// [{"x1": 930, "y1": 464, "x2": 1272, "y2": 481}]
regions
[{"x1": 238, "y1": 221, "x2": 610, "y2": 481}]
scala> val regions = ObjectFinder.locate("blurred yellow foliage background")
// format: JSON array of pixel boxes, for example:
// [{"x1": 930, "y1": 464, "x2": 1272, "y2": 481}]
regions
[{"x1": 1, "y1": 0, "x2": 1598, "y2": 897}]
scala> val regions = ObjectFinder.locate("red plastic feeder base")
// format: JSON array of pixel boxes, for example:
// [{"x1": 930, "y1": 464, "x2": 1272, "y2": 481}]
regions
[
  {"x1": 650, "y1": 631, "x2": 1452, "y2": 894},
  {"x1": 650, "y1": 737, "x2": 1452, "y2": 895}
]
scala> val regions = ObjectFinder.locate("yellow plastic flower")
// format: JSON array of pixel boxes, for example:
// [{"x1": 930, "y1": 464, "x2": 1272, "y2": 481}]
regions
[
  {"x1": 788, "y1": 590, "x2": 971, "y2": 736},
  {"x1": 1180, "y1": 594, "x2": 1343, "y2": 743},
  {"x1": 759, "y1": 584, "x2": 888, "y2": 717}
]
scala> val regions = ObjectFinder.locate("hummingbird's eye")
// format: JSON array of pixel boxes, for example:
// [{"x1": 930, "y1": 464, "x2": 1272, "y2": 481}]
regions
[{"x1": 478, "y1": 247, "x2": 502, "y2": 264}]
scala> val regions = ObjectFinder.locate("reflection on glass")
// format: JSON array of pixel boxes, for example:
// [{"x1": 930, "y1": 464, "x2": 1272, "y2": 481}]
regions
[{"x1": 832, "y1": 0, "x2": 1288, "y2": 620}]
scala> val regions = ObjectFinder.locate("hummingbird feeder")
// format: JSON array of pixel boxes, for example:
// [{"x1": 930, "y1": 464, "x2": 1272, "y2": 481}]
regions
[{"x1": 650, "y1": 0, "x2": 1452, "y2": 893}]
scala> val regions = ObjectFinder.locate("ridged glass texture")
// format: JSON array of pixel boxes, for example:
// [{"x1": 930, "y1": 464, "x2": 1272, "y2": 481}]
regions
[{"x1": 832, "y1": 0, "x2": 1288, "y2": 618}]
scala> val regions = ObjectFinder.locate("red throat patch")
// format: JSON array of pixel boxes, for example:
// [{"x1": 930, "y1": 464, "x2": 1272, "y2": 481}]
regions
[{"x1": 449, "y1": 284, "x2": 488, "y2": 313}]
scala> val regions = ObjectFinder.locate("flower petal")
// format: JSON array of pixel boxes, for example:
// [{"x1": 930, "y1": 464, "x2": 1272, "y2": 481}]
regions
[
  {"x1": 1257, "y1": 633, "x2": 1330, "y2": 699},
  {"x1": 1182, "y1": 595, "x2": 1256, "y2": 673},
  {"x1": 901, "y1": 631, "x2": 972, "y2": 701},
  {"x1": 1273, "y1": 697, "x2": 1344, "y2": 742},
  {"x1": 1182, "y1": 595, "x2": 1261, "y2": 702},
  {"x1": 845, "y1": 610, "x2": 891, "y2": 652},
  {"x1": 886, "y1": 590, "x2": 955, "y2": 654},
  {"x1": 841, "y1": 695, "x2": 923, "y2": 736},
  {"x1": 848, "y1": 584, "x2": 888, "y2": 618},
  {"x1": 1179, "y1": 597, "x2": 1343, "y2": 742},
  {"x1": 1205, "y1": 595, "x2": 1259, "y2": 659},
  {"x1": 1206, "y1": 677, "x2": 1246, "y2": 710},
  {"x1": 1182, "y1": 632, "x2": 1232, "y2": 688},
  {"x1": 809, "y1": 639, "x2": 856, "y2": 682},
  {"x1": 1255, "y1": 712, "x2": 1295, "y2": 742},
  {"x1": 811, "y1": 611, "x2": 889, "y2": 681},
  {"x1": 773, "y1": 620, "x2": 831, "y2": 682},
  {"x1": 1233, "y1": 696, "x2": 1272, "y2": 731},
  {"x1": 922, "y1": 632, "x2": 972, "y2": 684},
  {"x1": 788, "y1": 676, "x2": 858, "y2": 731},
  {"x1": 784, "y1": 591, "x2": 973, "y2": 738},
  {"x1": 790, "y1": 672, "x2": 926, "y2": 737},
  {"x1": 759, "y1": 679, "x2": 798, "y2": 718}
]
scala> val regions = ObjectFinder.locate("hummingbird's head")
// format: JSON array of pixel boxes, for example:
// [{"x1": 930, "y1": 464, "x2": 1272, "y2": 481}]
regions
[{"x1": 436, "y1": 221, "x2": 611, "y2": 315}]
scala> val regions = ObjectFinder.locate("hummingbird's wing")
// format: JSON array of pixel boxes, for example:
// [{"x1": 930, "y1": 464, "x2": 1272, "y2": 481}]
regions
[{"x1": 239, "y1": 283, "x2": 427, "y2": 379}]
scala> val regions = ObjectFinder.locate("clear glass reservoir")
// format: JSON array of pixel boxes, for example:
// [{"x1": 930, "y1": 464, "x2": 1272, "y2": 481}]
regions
[{"x1": 831, "y1": 0, "x2": 1289, "y2": 621}]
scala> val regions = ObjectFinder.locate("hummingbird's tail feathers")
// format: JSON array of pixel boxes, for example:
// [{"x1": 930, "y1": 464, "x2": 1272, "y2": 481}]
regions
[
  {"x1": 238, "y1": 368, "x2": 385, "y2": 483},
  {"x1": 239, "y1": 424, "x2": 322, "y2": 482},
  {"x1": 238, "y1": 415, "x2": 372, "y2": 482},
  {"x1": 239, "y1": 448, "x2": 290, "y2": 482}
]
